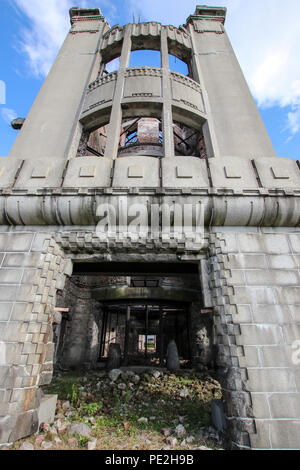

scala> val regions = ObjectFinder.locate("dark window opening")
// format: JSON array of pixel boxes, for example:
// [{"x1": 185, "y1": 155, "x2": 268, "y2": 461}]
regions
[
  {"x1": 118, "y1": 117, "x2": 163, "y2": 157},
  {"x1": 77, "y1": 125, "x2": 108, "y2": 158},
  {"x1": 173, "y1": 121, "x2": 207, "y2": 158}
]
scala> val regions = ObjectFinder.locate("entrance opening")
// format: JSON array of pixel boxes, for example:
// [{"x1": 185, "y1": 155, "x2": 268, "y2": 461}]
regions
[
  {"x1": 99, "y1": 301, "x2": 191, "y2": 367},
  {"x1": 54, "y1": 262, "x2": 214, "y2": 371}
]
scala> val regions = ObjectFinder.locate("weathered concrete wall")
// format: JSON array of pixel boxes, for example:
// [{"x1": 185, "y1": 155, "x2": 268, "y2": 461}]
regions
[
  {"x1": 0, "y1": 229, "x2": 72, "y2": 444},
  {"x1": 209, "y1": 228, "x2": 300, "y2": 449}
]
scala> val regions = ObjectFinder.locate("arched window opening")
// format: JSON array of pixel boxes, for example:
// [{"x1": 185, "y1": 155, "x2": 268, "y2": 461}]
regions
[
  {"x1": 129, "y1": 49, "x2": 161, "y2": 68},
  {"x1": 77, "y1": 125, "x2": 108, "y2": 158},
  {"x1": 168, "y1": 54, "x2": 190, "y2": 76},
  {"x1": 118, "y1": 117, "x2": 163, "y2": 157},
  {"x1": 173, "y1": 121, "x2": 207, "y2": 158}
]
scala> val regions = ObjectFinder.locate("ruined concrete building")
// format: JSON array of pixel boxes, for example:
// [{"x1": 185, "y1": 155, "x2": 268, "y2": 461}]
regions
[{"x1": 0, "y1": 5, "x2": 300, "y2": 450}]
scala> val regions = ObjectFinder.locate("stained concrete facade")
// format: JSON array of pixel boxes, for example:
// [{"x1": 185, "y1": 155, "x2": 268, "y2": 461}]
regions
[{"x1": 0, "y1": 6, "x2": 300, "y2": 449}]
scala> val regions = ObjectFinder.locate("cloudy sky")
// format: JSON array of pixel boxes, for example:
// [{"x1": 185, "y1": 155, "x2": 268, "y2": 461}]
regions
[{"x1": 0, "y1": 0, "x2": 300, "y2": 159}]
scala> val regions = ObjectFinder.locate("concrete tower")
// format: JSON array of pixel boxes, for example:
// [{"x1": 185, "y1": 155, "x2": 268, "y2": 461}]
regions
[{"x1": 0, "y1": 6, "x2": 300, "y2": 449}]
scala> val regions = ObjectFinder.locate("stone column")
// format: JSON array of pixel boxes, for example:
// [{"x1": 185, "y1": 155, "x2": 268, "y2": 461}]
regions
[
  {"x1": 161, "y1": 27, "x2": 175, "y2": 158},
  {"x1": 0, "y1": 230, "x2": 72, "y2": 445},
  {"x1": 104, "y1": 25, "x2": 133, "y2": 159},
  {"x1": 209, "y1": 229, "x2": 300, "y2": 449},
  {"x1": 186, "y1": 6, "x2": 276, "y2": 159},
  {"x1": 9, "y1": 9, "x2": 107, "y2": 160}
]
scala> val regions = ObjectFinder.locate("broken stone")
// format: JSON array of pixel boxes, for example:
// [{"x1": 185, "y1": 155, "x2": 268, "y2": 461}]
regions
[
  {"x1": 19, "y1": 442, "x2": 35, "y2": 451},
  {"x1": 39, "y1": 422, "x2": 50, "y2": 433},
  {"x1": 175, "y1": 424, "x2": 186, "y2": 438},
  {"x1": 137, "y1": 417, "x2": 148, "y2": 423},
  {"x1": 179, "y1": 388, "x2": 189, "y2": 398},
  {"x1": 41, "y1": 441, "x2": 53, "y2": 450},
  {"x1": 150, "y1": 369, "x2": 161, "y2": 379},
  {"x1": 118, "y1": 383, "x2": 126, "y2": 390},
  {"x1": 68, "y1": 438, "x2": 78, "y2": 448},
  {"x1": 108, "y1": 369, "x2": 122, "y2": 382},
  {"x1": 161, "y1": 428, "x2": 172, "y2": 437},
  {"x1": 62, "y1": 401, "x2": 71, "y2": 411},
  {"x1": 35, "y1": 435, "x2": 45, "y2": 446},
  {"x1": 165, "y1": 437, "x2": 178, "y2": 447},
  {"x1": 87, "y1": 438, "x2": 97, "y2": 450},
  {"x1": 68, "y1": 422, "x2": 92, "y2": 438},
  {"x1": 54, "y1": 419, "x2": 68, "y2": 434}
]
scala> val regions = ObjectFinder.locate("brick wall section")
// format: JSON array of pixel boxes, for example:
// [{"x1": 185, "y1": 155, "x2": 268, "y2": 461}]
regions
[
  {"x1": 0, "y1": 230, "x2": 72, "y2": 444},
  {"x1": 210, "y1": 229, "x2": 300, "y2": 449}
]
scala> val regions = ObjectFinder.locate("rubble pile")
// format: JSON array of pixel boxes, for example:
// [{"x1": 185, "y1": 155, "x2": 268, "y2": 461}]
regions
[{"x1": 7, "y1": 368, "x2": 223, "y2": 451}]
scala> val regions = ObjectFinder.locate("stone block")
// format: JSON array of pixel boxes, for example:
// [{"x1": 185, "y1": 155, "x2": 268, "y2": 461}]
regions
[
  {"x1": 282, "y1": 324, "x2": 300, "y2": 345},
  {"x1": 37, "y1": 394, "x2": 57, "y2": 427},
  {"x1": 251, "y1": 393, "x2": 271, "y2": 419},
  {"x1": 233, "y1": 286, "x2": 276, "y2": 305},
  {"x1": 259, "y1": 345, "x2": 293, "y2": 367},
  {"x1": 0, "y1": 304, "x2": 12, "y2": 321},
  {"x1": 234, "y1": 305, "x2": 253, "y2": 323},
  {"x1": 289, "y1": 234, "x2": 300, "y2": 254},
  {"x1": 254, "y1": 157, "x2": 300, "y2": 190},
  {"x1": 237, "y1": 324, "x2": 283, "y2": 346},
  {"x1": 14, "y1": 159, "x2": 66, "y2": 189},
  {"x1": 252, "y1": 304, "x2": 292, "y2": 324},
  {"x1": 269, "y1": 393, "x2": 300, "y2": 419},
  {"x1": 208, "y1": 157, "x2": 258, "y2": 190},
  {"x1": 0, "y1": 269, "x2": 23, "y2": 284},
  {"x1": 275, "y1": 287, "x2": 300, "y2": 305},
  {"x1": 250, "y1": 420, "x2": 271, "y2": 449},
  {"x1": 0, "y1": 159, "x2": 22, "y2": 189},
  {"x1": 245, "y1": 270, "x2": 299, "y2": 286},
  {"x1": 10, "y1": 303, "x2": 33, "y2": 322},
  {"x1": 162, "y1": 157, "x2": 209, "y2": 188},
  {"x1": 238, "y1": 346, "x2": 260, "y2": 367},
  {"x1": 113, "y1": 156, "x2": 159, "y2": 187},
  {"x1": 9, "y1": 410, "x2": 39, "y2": 442},
  {"x1": 269, "y1": 420, "x2": 300, "y2": 449},
  {"x1": 63, "y1": 157, "x2": 112, "y2": 188},
  {"x1": 238, "y1": 233, "x2": 290, "y2": 254},
  {"x1": 226, "y1": 254, "x2": 267, "y2": 270},
  {"x1": 2, "y1": 253, "x2": 45, "y2": 268},
  {"x1": 0, "y1": 233, "x2": 33, "y2": 252},
  {"x1": 267, "y1": 255, "x2": 298, "y2": 270},
  {"x1": 289, "y1": 306, "x2": 300, "y2": 322},
  {"x1": 247, "y1": 368, "x2": 296, "y2": 393}
]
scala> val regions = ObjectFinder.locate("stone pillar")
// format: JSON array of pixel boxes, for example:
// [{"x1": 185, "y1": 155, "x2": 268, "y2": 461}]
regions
[
  {"x1": 0, "y1": 231, "x2": 72, "y2": 445},
  {"x1": 161, "y1": 27, "x2": 175, "y2": 158},
  {"x1": 9, "y1": 9, "x2": 107, "y2": 160},
  {"x1": 209, "y1": 229, "x2": 300, "y2": 449},
  {"x1": 186, "y1": 6, "x2": 276, "y2": 159},
  {"x1": 104, "y1": 25, "x2": 133, "y2": 159}
]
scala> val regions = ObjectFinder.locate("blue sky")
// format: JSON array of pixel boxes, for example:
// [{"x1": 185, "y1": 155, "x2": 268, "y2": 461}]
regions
[{"x1": 0, "y1": 0, "x2": 300, "y2": 160}]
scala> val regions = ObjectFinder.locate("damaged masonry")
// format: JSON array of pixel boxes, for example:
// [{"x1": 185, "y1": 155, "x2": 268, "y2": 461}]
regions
[{"x1": 0, "y1": 5, "x2": 300, "y2": 450}]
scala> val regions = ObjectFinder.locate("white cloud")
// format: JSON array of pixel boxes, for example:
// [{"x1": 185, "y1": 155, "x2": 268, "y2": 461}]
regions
[
  {"x1": 1, "y1": 108, "x2": 17, "y2": 125},
  {"x1": 12, "y1": 0, "x2": 117, "y2": 78},
  {"x1": 128, "y1": 0, "x2": 300, "y2": 140},
  {"x1": 13, "y1": 0, "x2": 73, "y2": 77}
]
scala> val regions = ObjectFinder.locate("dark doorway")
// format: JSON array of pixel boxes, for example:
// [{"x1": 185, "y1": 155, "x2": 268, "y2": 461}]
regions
[{"x1": 99, "y1": 301, "x2": 192, "y2": 367}]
